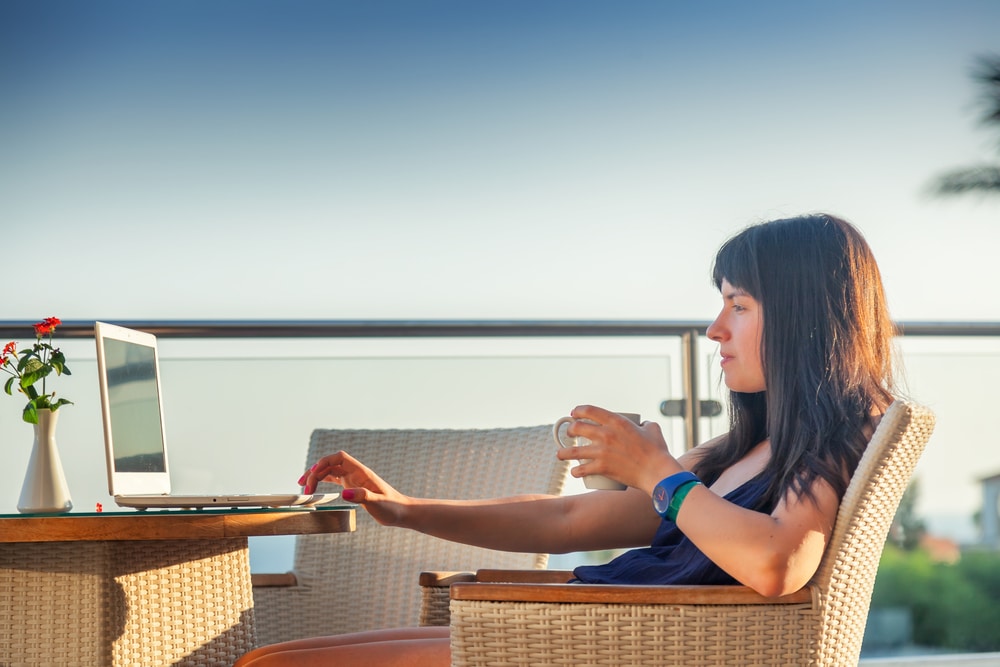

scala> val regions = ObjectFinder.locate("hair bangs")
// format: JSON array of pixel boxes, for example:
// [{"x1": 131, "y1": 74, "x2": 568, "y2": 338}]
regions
[{"x1": 712, "y1": 226, "x2": 761, "y2": 299}]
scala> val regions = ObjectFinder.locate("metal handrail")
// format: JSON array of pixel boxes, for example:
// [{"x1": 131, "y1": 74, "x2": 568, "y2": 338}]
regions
[
  {"x1": 2, "y1": 319, "x2": 997, "y2": 339},
  {"x1": 0, "y1": 320, "x2": 711, "y2": 339}
]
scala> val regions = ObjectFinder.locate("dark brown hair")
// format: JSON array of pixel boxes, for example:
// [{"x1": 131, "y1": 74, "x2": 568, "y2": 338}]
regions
[{"x1": 693, "y1": 214, "x2": 897, "y2": 511}]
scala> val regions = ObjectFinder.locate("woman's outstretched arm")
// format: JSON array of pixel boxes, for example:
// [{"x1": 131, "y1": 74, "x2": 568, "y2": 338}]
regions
[{"x1": 300, "y1": 449, "x2": 662, "y2": 555}]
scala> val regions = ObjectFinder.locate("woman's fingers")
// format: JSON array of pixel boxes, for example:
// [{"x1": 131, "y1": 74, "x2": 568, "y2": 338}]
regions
[{"x1": 299, "y1": 451, "x2": 358, "y2": 493}]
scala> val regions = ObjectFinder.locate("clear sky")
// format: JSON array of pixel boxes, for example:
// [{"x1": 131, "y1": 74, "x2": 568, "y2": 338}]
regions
[{"x1": 2, "y1": 0, "x2": 998, "y2": 323}]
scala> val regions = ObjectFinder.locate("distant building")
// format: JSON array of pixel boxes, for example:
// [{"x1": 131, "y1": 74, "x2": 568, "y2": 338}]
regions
[
  {"x1": 981, "y1": 472, "x2": 1000, "y2": 547},
  {"x1": 919, "y1": 534, "x2": 961, "y2": 564}
]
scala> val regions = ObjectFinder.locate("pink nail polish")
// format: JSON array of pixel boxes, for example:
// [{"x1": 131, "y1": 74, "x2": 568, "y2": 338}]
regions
[{"x1": 342, "y1": 489, "x2": 355, "y2": 501}]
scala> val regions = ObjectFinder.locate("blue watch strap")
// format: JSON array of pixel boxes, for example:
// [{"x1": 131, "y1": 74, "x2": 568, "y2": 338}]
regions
[{"x1": 652, "y1": 471, "x2": 700, "y2": 518}]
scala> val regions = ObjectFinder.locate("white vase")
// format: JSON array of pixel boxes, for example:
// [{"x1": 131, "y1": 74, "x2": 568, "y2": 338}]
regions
[{"x1": 17, "y1": 409, "x2": 73, "y2": 514}]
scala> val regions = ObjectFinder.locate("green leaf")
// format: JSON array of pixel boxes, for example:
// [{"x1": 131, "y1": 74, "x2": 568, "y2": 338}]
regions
[
  {"x1": 22, "y1": 402, "x2": 38, "y2": 424},
  {"x1": 3, "y1": 377, "x2": 14, "y2": 396},
  {"x1": 51, "y1": 350, "x2": 70, "y2": 375},
  {"x1": 19, "y1": 356, "x2": 42, "y2": 372},
  {"x1": 50, "y1": 398, "x2": 73, "y2": 409},
  {"x1": 18, "y1": 363, "x2": 51, "y2": 389}
]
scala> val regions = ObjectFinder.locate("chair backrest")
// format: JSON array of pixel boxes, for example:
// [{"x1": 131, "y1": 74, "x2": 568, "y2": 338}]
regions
[
  {"x1": 810, "y1": 400, "x2": 935, "y2": 664},
  {"x1": 292, "y1": 426, "x2": 570, "y2": 635}
]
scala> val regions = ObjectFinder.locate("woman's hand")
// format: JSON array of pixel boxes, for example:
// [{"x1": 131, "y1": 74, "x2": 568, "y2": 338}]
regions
[
  {"x1": 298, "y1": 451, "x2": 411, "y2": 527},
  {"x1": 556, "y1": 405, "x2": 682, "y2": 495}
]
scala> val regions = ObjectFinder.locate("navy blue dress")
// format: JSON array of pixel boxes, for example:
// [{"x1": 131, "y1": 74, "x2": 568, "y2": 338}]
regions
[{"x1": 572, "y1": 475, "x2": 772, "y2": 586}]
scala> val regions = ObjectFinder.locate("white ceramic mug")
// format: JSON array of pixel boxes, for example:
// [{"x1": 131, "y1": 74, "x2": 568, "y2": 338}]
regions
[{"x1": 552, "y1": 412, "x2": 640, "y2": 491}]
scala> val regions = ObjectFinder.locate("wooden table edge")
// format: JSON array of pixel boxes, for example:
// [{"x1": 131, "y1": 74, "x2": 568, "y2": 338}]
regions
[{"x1": 0, "y1": 507, "x2": 355, "y2": 542}]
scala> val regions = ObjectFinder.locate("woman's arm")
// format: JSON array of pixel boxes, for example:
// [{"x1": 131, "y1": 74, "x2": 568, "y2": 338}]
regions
[
  {"x1": 672, "y1": 477, "x2": 839, "y2": 597},
  {"x1": 300, "y1": 450, "x2": 661, "y2": 555}
]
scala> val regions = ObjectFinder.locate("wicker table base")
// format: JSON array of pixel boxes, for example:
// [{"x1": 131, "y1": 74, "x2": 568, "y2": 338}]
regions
[{"x1": 0, "y1": 538, "x2": 255, "y2": 667}]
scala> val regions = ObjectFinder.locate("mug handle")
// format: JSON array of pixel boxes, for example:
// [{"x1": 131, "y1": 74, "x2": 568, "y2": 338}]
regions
[{"x1": 552, "y1": 416, "x2": 575, "y2": 448}]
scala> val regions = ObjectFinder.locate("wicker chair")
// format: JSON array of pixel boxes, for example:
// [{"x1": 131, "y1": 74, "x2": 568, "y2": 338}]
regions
[
  {"x1": 250, "y1": 426, "x2": 570, "y2": 646},
  {"x1": 420, "y1": 399, "x2": 935, "y2": 666}
]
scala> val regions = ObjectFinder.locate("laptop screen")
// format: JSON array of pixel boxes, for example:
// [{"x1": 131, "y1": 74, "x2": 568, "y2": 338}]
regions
[{"x1": 101, "y1": 337, "x2": 166, "y2": 473}]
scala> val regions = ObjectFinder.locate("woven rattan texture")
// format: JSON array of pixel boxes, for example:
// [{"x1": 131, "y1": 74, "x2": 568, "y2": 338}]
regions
[
  {"x1": 0, "y1": 538, "x2": 255, "y2": 667},
  {"x1": 252, "y1": 426, "x2": 570, "y2": 646},
  {"x1": 0, "y1": 542, "x2": 108, "y2": 666},
  {"x1": 450, "y1": 600, "x2": 818, "y2": 666},
  {"x1": 421, "y1": 585, "x2": 453, "y2": 626},
  {"x1": 445, "y1": 400, "x2": 935, "y2": 667},
  {"x1": 112, "y1": 539, "x2": 255, "y2": 666}
]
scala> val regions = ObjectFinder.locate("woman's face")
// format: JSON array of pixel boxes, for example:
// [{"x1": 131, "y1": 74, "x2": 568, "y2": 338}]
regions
[{"x1": 707, "y1": 279, "x2": 766, "y2": 393}]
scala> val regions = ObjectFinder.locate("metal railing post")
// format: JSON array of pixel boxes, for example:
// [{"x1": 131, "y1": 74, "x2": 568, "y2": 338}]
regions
[{"x1": 681, "y1": 328, "x2": 701, "y2": 451}]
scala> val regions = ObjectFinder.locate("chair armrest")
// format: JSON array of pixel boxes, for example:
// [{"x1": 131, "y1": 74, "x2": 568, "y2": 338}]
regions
[
  {"x1": 418, "y1": 569, "x2": 575, "y2": 586},
  {"x1": 251, "y1": 572, "x2": 299, "y2": 588},
  {"x1": 473, "y1": 569, "x2": 575, "y2": 584},
  {"x1": 418, "y1": 571, "x2": 477, "y2": 587},
  {"x1": 450, "y1": 582, "x2": 815, "y2": 605}
]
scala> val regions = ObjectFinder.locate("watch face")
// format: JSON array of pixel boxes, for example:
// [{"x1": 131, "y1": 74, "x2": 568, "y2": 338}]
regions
[{"x1": 652, "y1": 483, "x2": 670, "y2": 516}]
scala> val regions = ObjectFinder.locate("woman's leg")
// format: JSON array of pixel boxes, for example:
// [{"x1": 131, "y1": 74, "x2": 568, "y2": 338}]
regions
[{"x1": 234, "y1": 626, "x2": 449, "y2": 667}]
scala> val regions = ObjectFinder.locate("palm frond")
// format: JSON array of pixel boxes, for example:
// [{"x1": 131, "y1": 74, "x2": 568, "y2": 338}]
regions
[
  {"x1": 934, "y1": 165, "x2": 1000, "y2": 195},
  {"x1": 972, "y1": 54, "x2": 1000, "y2": 127}
]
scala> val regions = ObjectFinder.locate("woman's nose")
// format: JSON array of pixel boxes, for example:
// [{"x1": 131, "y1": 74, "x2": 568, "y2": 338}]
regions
[{"x1": 707, "y1": 315, "x2": 726, "y2": 342}]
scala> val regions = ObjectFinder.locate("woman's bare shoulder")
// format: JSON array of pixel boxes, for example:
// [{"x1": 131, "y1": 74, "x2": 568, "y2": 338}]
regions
[{"x1": 677, "y1": 432, "x2": 728, "y2": 469}]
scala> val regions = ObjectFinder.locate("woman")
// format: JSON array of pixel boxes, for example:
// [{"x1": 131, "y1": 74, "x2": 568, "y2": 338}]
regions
[{"x1": 236, "y1": 213, "x2": 897, "y2": 666}]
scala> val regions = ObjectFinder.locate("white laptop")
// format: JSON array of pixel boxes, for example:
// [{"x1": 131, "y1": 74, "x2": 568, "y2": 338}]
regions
[{"x1": 95, "y1": 321, "x2": 340, "y2": 510}]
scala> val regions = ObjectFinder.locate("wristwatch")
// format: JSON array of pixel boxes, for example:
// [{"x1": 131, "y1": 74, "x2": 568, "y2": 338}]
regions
[{"x1": 652, "y1": 471, "x2": 701, "y2": 520}]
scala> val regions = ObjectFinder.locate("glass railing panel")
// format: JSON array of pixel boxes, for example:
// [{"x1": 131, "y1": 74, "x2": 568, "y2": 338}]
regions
[
  {"x1": 0, "y1": 335, "x2": 687, "y2": 571},
  {"x1": 892, "y1": 336, "x2": 1000, "y2": 545},
  {"x1": 2, "y1": 330, "x2": 995, "y2": 576}
]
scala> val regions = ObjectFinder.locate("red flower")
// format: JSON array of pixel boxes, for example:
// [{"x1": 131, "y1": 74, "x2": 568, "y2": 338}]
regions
[
  {"x1": 0, "y1": 341, "x2": 14, "y2": 367},
  {"x1": 33, "y1": 317, "x2": 62, "y2": 336}
]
